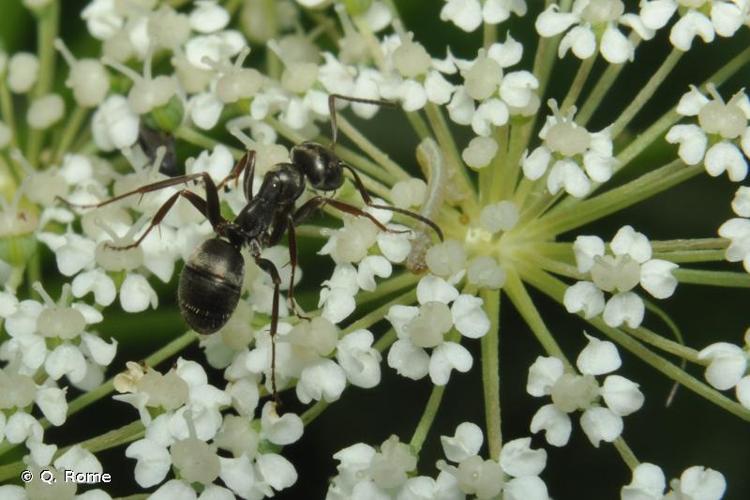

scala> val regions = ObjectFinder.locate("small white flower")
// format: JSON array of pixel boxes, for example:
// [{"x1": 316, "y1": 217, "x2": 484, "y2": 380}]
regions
[
  {"x1": 668, "y1": 85, "x2": 750, "y2": 182},
  {"x1": 698, "y1": 342, "x2": 748, "y2": 390}
]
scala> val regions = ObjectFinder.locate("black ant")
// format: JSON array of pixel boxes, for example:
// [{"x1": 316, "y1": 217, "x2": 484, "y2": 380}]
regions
[{"x1": 60, "y1": 94, "x2": 443, "y2": 399}]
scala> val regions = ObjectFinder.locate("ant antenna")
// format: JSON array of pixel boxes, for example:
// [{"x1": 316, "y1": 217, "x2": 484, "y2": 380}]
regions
[{"x1": 327, "y1": 94, "x2": 397, "y2": 152}]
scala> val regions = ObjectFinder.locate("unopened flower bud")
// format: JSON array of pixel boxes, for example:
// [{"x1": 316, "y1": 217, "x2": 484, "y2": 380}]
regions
[
  {"x1": 7, "y1": 52, "x2": 39, "y2": 93},
  {"x1": 27, "y1": 94, "x2": 65, "y2": 129}
]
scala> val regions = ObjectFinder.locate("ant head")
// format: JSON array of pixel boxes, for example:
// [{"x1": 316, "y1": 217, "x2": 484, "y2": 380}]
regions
[
  {"x1": 262, "y1": 163, "x2": 305, "y2": 204},
  {"x1": 291, "y1": 141, "x2": 343, "y2": 191}
]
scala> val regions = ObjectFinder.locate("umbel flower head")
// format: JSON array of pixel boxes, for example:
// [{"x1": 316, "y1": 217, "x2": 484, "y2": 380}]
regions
[{"x1": 1, "y1": 0, "x2": 750, "y2": 498}]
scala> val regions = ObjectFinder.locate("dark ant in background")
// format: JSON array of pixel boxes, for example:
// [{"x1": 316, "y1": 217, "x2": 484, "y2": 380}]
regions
[
  {"x1": 138, "y1": 124, "x2": 180, "y2": 177},
  {"x1": 61, "y1": 94, "x2": 443, "y2": 400}
]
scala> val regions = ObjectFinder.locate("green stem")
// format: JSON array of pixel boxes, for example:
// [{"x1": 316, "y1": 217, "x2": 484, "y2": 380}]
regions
[
  {"x1": 25, "y1": 0, "x2": 60, "y2": 166},
  {"x1": 405, "y1": 110, "x2": 432, "y2": 142},
  {"x1": 334, "y1": 113, "x2": 410, "y2": 182},
  {"x1": 409, "y1": 382, "x2": 446, "y2": 456},
  {"x1": 53, "y1": 107, "x2": 88, "y2": 163},
  {"x1": 561, "y1": 55, "x2": 596, "y2": 113},
  {"x1": 519, "y1": 263, "x2": 750, "y2": 422},
  {"x1": 0, "y1": 81, "x2": 18, "y2": 151},
  {"x1": 487, "y1": 124, "x2": 509, "y2": 203},
  {"x1": 610, "y1": 48, "x2": 682, "y2": 139},
  {"x1": 530, "y1": 161, "x2": 701, "y2": 239},
  {"x1": 302, "y1": 400, "x2": 329, "y2": 426},
  {"x1": 343, "y1": 288, "x2": 417, "y2": 335},
  {"x1": 355, "y1": 272, "x2": 420, "y2": 306},
  {"x1": 613, "y1": 438, "x2": 639, "y2": 470},
  {"x1": 576, "y1": 34, "x2": 640, "y2": 127},
  {"x1": 503, "y1": 268, "x2": 570, "y2": 366},
  {"x1": 480, "y1": 289, "x2": 502, "y2": 460},
  {"x1": 674, "y1": 269, "x2": 750, "y2": 288}
]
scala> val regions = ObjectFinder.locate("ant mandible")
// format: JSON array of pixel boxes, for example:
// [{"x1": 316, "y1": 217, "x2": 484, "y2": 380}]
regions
[{"x1": 61, "y1": 94, "x2": 443, "y2": 399}]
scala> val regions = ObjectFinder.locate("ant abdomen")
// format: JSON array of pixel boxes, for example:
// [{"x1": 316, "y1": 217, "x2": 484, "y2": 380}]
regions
[{"x1": 178, "y1": 238, "x2": 245, "y2": 334}]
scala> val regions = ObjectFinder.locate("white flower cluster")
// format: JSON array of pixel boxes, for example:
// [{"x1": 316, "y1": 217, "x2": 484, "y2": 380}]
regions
[
  {"x1": 622, "y1": 462, "x2": 726, "y2": 500},
  {"x1": 114, "y1": 358, "x2": 300, "y2": 498},
  {"x1": 667, "y1": 85, "x2": 750, "y2": 182},
  {"x1": 536, "y1": 0, "x2": 653, "y2": 63},
  {"x1": 564, "y1": 225, "x2": 678, "y2": 328},
  {"x1": 327, "y1": 423, "x2": 550, "y2": 500},
  {"x1": 0, "y1": 282, "x2": 116, "y2": 475},
  {"x1": 522, "y1": 99, "x2": 616, "y2": 198},
  {"x1": 387, "y1": 272, "x2": 490, "y2": 385},
  {"x1": 528, "y1": 334, "x2": 645, "y2": 447}
]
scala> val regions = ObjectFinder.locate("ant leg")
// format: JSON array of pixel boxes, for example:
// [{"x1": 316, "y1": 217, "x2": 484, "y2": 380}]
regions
[
  {"x1": 327, "y1": 93, "x2": 396, "y2": 150},
  {"x1": 109, "y1": 189, "x2": 219, "y2": 250},
  {"x1": 255, "y1": 256, "x2": 282, "y2": 406},
  {"x1": 57, "y1": 172, "x2": 218, "y2": 211},
  {"x1": 284, "y1": 214, "x2": 309, "y2": 320},
  {"x1": 340, "y1": 163, "x2": 444, "y2": 241},
  {"x1": 216, "y1": 150, "x2": 256, "y2": 202},
  {"x1": 107, "y1": 174, "x2": 224, "y2": 250},
  {"x1": 292, "y1": 195, "x2": 404, "y2": 235}
]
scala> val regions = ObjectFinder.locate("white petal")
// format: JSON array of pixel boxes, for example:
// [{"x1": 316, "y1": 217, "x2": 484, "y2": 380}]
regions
[
  {"x1": 35, "y1": 386, "x2": 68, "y2": 426},
  {"x1": 398, "y1": 79, "x2": 428, "y2": 112},
  {"x1": 504, "y1": 476, "x2": 550, "y2": 500},
  {"x1": 529, "y1": 404, "x2": 572, "y2": 447},
  {"x1": 522, "y1": 146, "x2": 551, "y2": 180},
  {"x1": 676, "y1": 466, "x2": 726, "y2": 500},
  {"x1": 559, "y1": 25, "x2": 596, "y2": 60},
  {"x1": 601, "y1": 374, "x2": 645, "y2": 416},
  {"x1": 736, "y1": 376, "x2": 750, "y2": 409},
  {"x1": 441, "y1": 421, "x2": 483, "y2": 462},
  {"x1": 387, "y1": 339, "x2": 430, "y2": 380},
  {"x1": 219, "y1": 454, "x2": 256, "y2": 496},
  {"x1": 261, "y1": 402, "x2": 303, "y2": 445},
  {"x1": 573, "y1": 235, "x2": 605, "y2": 273},
  {"x1": 190, "y1": 92, "x2": 224, "y2": 130},
  {"x1": 577, "y1": 333, "x2": 622, "y2": 375},
  {"x1": 669, "y1": 11, "x2": 715, "y2": 51},
  {"x1": 425, "y1": 70, "x2": 455, "y2": 105},
  {"x1": 256, "y1": 453, "x2": 297, "y2": 492},
  {"x1": 451, "y1": 294, "x2": 490, "y2": 338},
  {"x1": 698, "y1": 342, "x2": 747, "y2": 390},
  {"x1": 45, "y1": 344, "x2": 87, "y2": 383},
  {"x1": 603, "y1": 292, "x2": 645, "y2": 328},
  {"x1": 611, "y1": 225, "x2": 652, "y2": 263},
  {"x1": 80, "y1": 332, "x2": 118, "y2": 366},
  {"x1": 676, "y1": 86, "x2": 709, "y2": 116},
  {"x1": 446, "y1": 87, "x2": 475, "y2": 126},
  {"x1": 120, "y1": 273, "x2": 158, "y2": 313},
  {"x1": 639, "y1": 0, "x2": 677, "y2": 30},
  {"x1": 621, "y1": 462, "x2": 666, "y2": 499},
  {"x1": 296, "y1": 359, "x2": 346, "y2": 404},
  {"x1": 527, "y1": 356, "x2": 564, "y2": 397},
  {"x1": 499, "y1": 437, "x2": 547, "y2": 477},
  {"x1": 151, "y1": 480, "x2": 197, "y2": 500},
  {"x1": 579, "y1": 406, "x2": 623, "y2": 447},
  {"x1": 711, "y1": 3, "x2": 743, "y2": 38},
  {"x1": 190, "y1": 1, "x2": 230, "y2": 33},
  {"x1": 428, "y1": 341, "x2": 472, "y2": 385},
  {"x1": 600, "y1": 25, "x2": 633, "y2": 64},
  {"x1": 704, "y1": 142, "x2": 747, "y2": 182},
  {"x1": 500, "y1": 71, "x2": 538, "y2": 109},
  {"x1": 357, "y1": 255, "x2": 392, "y2": 292},
  {"x1": 535, "y1": 6, "x2": 578, "y2": 37},
  {"x1": 440, "y1": 0, "x2": 483, "y2": 32},
  {"x1": 417, "y1": 275, "x2": 459, "y2": 304},
  {"x1": 640, "y1": 259, "x2": 678, "y2": 299},
  {"x1": 386, "y1": 304, "x2": 420, "y2": 338},
  {"x1": 564, "y1": 281, "x2": 606, "y2": 318},
  {"x1": 125, "y1": 438, "x2": 171, "y2": 487},
  {"x1": 547, "y1": 159, "x2": 590, "y2": 198},
  {"x1": 665, "y1": 124, "x2": 707, "y2": 165}
]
